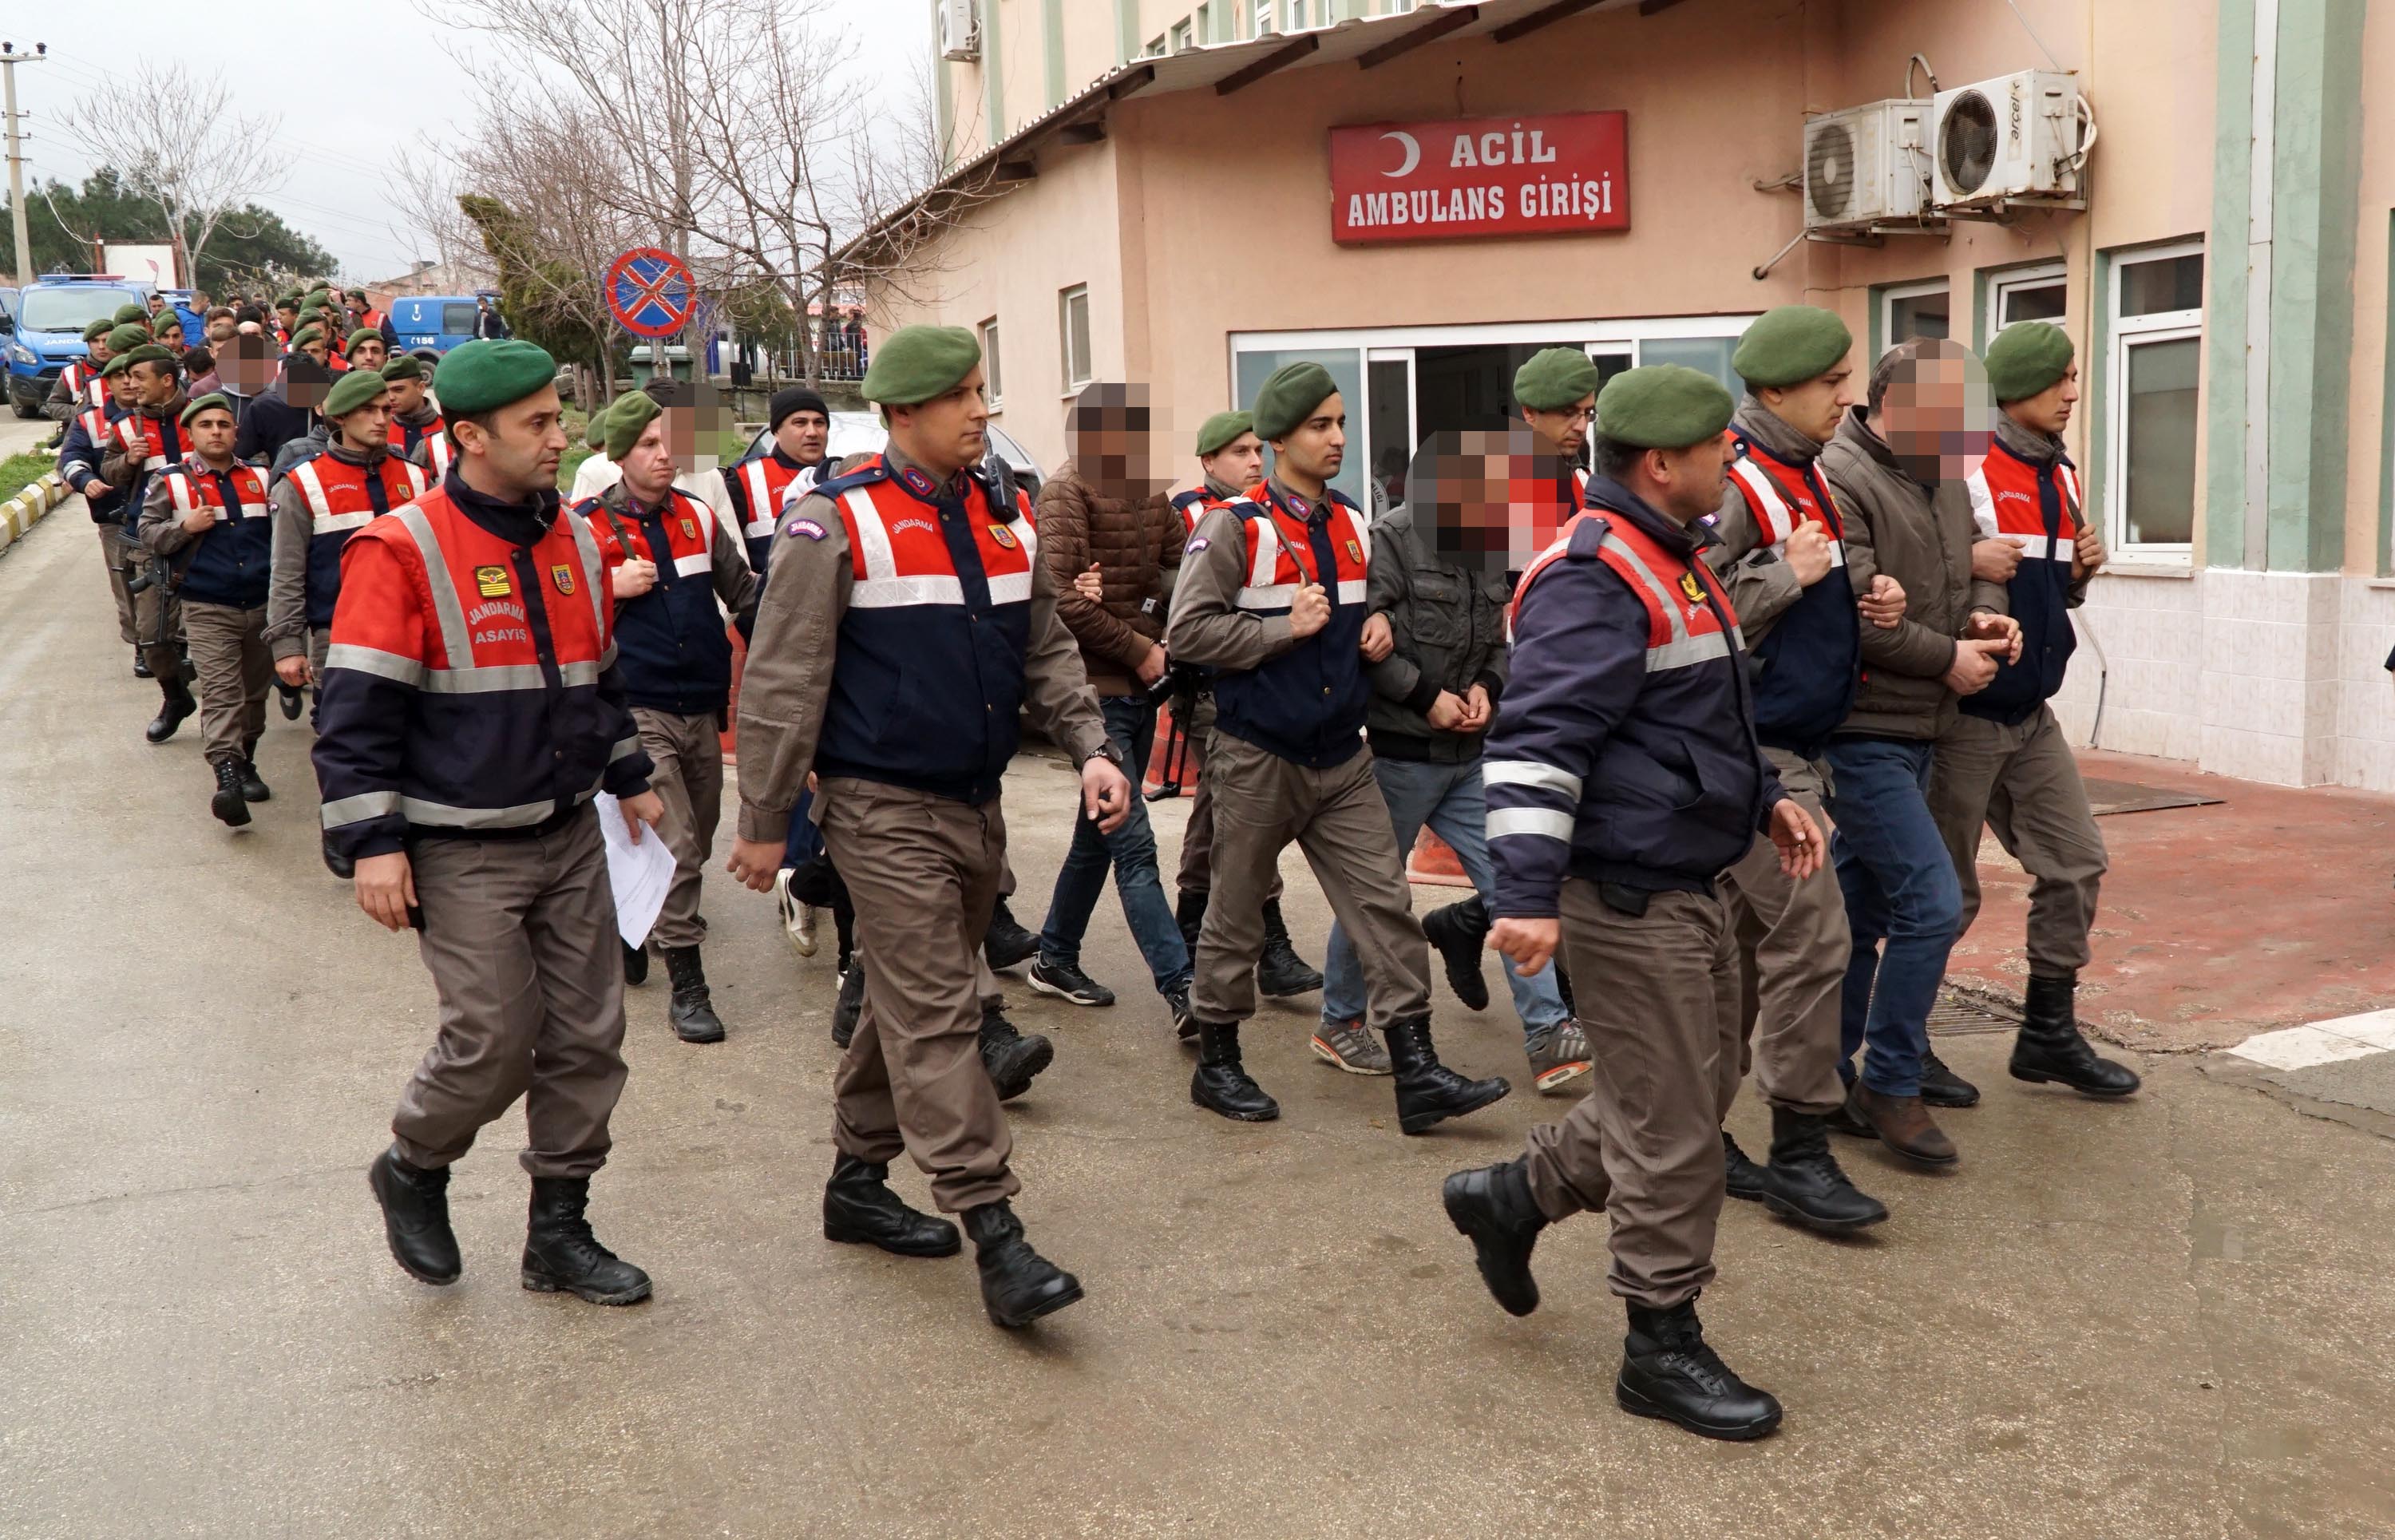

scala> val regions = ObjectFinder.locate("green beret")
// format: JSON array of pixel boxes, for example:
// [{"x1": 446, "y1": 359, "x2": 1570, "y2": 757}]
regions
[
  {"x1": 1196, "y1": 410, "x2": 1255, "y2": 457},
  {"x1": 113, "y1": 303, "x2": 148, "y2": 326},
  {"x1": 323, "y1": 367, "x2": 390, "y2": 419},
  {"x1": 1513, "y1": 346, "x2": 1602, "y2": 412},
  {"x1": 1985, "y1": 320, "x2": 2074, "y2": 402},
  {"x1": 600, "y1": 390, "x2": 663, "y2": 461},
  {"x1": 379, "y1": 354, "x2": 427, "y2": 382},
  {"x1": 1251, "y1": 361, "x2": 1339, "y2": 442},
  {"x1": 180, "y1": 393, "x2": 236, "y2": 428},
  {"x1": 98, "y1": 354, "x2": 133, "y2": 378},
  {"x1": 81, "y1": 319, "x2": 113, "y2": 343},
  {"x1": 861, "y1": 323, "x2": 978, "y2": 406},
  {"x1": 302, "y1": 288, "x2": 333, "y2": 311},
  {"x1": 289, "y1": 326, "x2": 324, "y2": 350},
  {"x1": 1732, "y1": 305, "x2": 1854, "y2": 389},
  {"x1": 346, "y1": 327, "x2": 383, "y2": 352},
  {"x1": 1594, "y1": 364, "x2": 1736, "y2": 449},
  {"x1": 104, "y1": 323, "x2": 149, "y2": 354},
  {"x1": 582, "y1": 410, "x2": 608, "y2": 451},
  {"x1": 433, "y1": 338, "x2": 558, "y2": 416},
  {"x1": 275, "y1": 293, "x2": 300, "y2": 311}
]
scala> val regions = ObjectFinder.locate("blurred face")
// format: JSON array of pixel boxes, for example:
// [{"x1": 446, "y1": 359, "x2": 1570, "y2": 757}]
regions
[
  {"x1": 275, "y1": 306, "x2": 298, "y2": 331},
  {"x1": 285, "y1": 353, "x2": 331, "y2": 410},
  {"x1": 1874, "y1": 341, "x2": 1995, "y2": 484},
  {"x1": 1200, "y1": 431, "x2": 1265, "y2": 492},
  {"x1": 774, "y1": 408, "x2": 829, "y2": 465},
  {"x1": 621, "y1": 418, "x2": 676, "y2": 501},
  {"x1": 350, "y1": 336, "x2": 386, "y2": 371},
  {"x1": 454, "y1": 384, "x2": 567, "y2": 501},
  {"x1": 887, "y1": 365, "x2": 989, "y2": 477},
  {"x1": 1407, "y1": 427, "x2": 1574, "y2": 578},
  {"x1": 1067, "y1": 384, "x2": 1163, "y2": 497},
  {"x1": 86, "y1": 337, "x2": 112, "y2": 366},
  {"x1": 332, "y1": 390, "x2": 392, "y2": 452},
  {"x1": 2005, "y1": 361, "x2": 2080, "y2": 437},
  {"x1": 385, "y1": 375, "x2": 428, "y2": 415},
  {"x1": 1758, "y1": 360, "x2": 1855, "y2": 447},
  {"x1": 188, "y1": 407, "x2": 237, "y2": 462},
  {"x1": 1271, "y1": 392, "x2": 1346, "y2": 488},
  {"x1": 223, "y1": 334, "x2": 272, "y2": 393},
  {"x1": 130, "y1": 360, "x2": 180, "y2": 407},
  {"x1": 207, "y1": 317, "x2": 236, "y2": 346},
  {"x1": 1522, "y1": 393, "x2": 1597, "y2": 460}
]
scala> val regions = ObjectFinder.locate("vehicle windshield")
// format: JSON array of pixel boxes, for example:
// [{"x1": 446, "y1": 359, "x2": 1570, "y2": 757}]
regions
[{"x1": 21, "y1": 287, "x2": 137, "y2": 334}]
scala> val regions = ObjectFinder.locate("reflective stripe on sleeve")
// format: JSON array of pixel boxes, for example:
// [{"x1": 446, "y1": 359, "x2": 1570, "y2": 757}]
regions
[
  {"x1": 1486, "y1": 806, "x2": 1577, "y2": 841},
  {"x1": 1483, "y1": 759, "x2": 1585, "y2": 800},
  {"x1": 322, "y1": 643, "x2": 427, "y2": 687}
]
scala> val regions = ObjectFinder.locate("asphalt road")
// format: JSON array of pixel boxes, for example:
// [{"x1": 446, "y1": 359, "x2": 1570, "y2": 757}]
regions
[{"x1": 3, "y1": 441, "x2": 2393, "y2": 1537}]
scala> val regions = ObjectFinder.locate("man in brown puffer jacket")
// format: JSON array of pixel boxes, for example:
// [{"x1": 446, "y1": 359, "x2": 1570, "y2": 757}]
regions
[{"x1": 1024, "y1": 385, "x2": 1198, "y2": 1031}]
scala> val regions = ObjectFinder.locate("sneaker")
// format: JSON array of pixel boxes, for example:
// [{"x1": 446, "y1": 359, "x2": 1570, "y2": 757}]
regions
[
  {"x1": 1309, "y1": 1018, "x2": 1392, "y2": 1075},
  {"x1": 1524, "y1": 1022, "x2": 1593, "y2": 1092},
  {"x1": 773, "y1": 869, "x2": 819, "y2": 958},
  {"x1": 1164, "y1": 984, "x2": 1198, "y2": 1040},
  {"x1": 276, "y1": 680, "x2": 304, "y2": 720},
  {"x1": 1027, "y1": 956, "x2": 1117, "y2": 1008}
]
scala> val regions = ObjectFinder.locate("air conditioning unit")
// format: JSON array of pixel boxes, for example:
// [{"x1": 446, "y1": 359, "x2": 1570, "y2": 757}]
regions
[
  {"x1": 1802, "y1": 100, "x2": 1932, "y2": 232},
  {"x1": 940, "y1": 0, "x2": 981, "y2": 61},
  {"x1": 1930, "y1": 69, "x2": 2090, "y2": 210}
]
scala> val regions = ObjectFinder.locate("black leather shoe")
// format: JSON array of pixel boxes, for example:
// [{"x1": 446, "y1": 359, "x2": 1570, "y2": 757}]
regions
[
  {"x1": 823, "y1": 1152, "x2": 962, "y2": 1257},
  {"x1": 1919, "y1": 1050, "x2": 1981, "y2": 1108},
  {"x1": 963, "y1": 1200, "x2": 1083, "y2": 1328},
  {"x1": 831, "y1": 961, "x2": 865, "y2": 1048},
  {"x1": 662, "y1": 944, "x2": 727, "y2": 1043},
  {"x1": 1190, "y1": 1020, "x2": 1279, "y2": 1121},
  {"x1": 521, "y1": 1176, "x2": 651, "y2": 1304},
  {"x1": 1722, "y1": 1130, "x2": 1766, "y2": 1202},
  {"x1": 210, "y1": 758, "x2": 252, "y2": 827},
  {"x1": 1760, "y1": 1106, "x2": 1890, "y2": 1235},
  {"x1": 145, "y1": 682, "x2": 196, "y2": 744},
  {"x1": 1441, "y1": 1158, "x2": 1547, "y2": 1317},
  {"x1": 1255, "y1": 900, "x2": 1323, "y2": 996},
  {"x1": 622, "y1": 940, "x2": 650, "y2": 988},
  {"x1": 1420, "y1": 897, "x2": 1492, "y2": 1012},
  {"x1": 133, "y1": 651, "x2": 153, "y2": 680},
  {"x1": 276, "y1": 680, "x2": 304, "y2": 719},
  {"x1": 236, "y1": 758, "x2": 271, "y2": 803},
  {"x1": 1384, "y1": 1015, "x2": 1509, "y2": 1134},
  {"x1": 322, "y1": 833, "x2": 355, "y2": 881},
  {"x1": 367, "y1": 1146, "x2": 461, "y2": 1285},
  {"x1": 984, "y1": 899, "x2": 1039, "y2": 972},
  {"x1": 1617, "y1": 1300, "x2": 1782, "y2": 1441},
  {"x1": 2012, "y1": 972, "x2": 2142, "y2": 1096},
  {"x1": 978, "y1": 999, "x2": 1053, "y2": 1102}
]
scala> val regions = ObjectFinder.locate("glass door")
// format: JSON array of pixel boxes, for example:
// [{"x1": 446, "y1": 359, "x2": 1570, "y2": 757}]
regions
[{"x1": 1364, "y1": 348, "x2": 1415, "y2": 518}]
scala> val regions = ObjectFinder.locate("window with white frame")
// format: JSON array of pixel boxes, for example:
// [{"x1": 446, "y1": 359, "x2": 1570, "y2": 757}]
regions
[
  {"x1": 1170, "y1": 18, "x2": 1192, "y2": 51},
  {"x1": 1879, "y1": 279, "x2": 1950, "y2": 352},
  {"x1": 2105, "y1": 242, "x2": 2205, "y2": 557},
  {"x1": 1144, "y1": 32, "x2": 1165, "y2": 56},
  {"x1": 980, "y1": 316, "x2": 1003, "y2": 409},
  {"x1": 1059, "y1": 284, "x2": 1093, "y2": 393},
  {"x1": 1255, "y1": 1, "x2": 1274, "y2": 34},
  {"x1": 1989, "y1": 262, "x2": 2068, "y2": 338}
]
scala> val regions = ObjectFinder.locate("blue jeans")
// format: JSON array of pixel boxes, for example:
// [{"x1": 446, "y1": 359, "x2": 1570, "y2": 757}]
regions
[
  {"x1": 1320, "y1": 756, "x2": 1570, "y2": 1043},
  {"x1": 1037, "y1": 694, "x2": 1192, "y2": 995},
  {"x1": 1823, "y1": 737, "x2": 1964, "y2": 1099}
]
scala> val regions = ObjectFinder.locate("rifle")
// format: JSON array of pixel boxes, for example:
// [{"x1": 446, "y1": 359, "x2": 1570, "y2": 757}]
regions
[{"x1": 1143, "y1": 664, "x2": 1207, "y2": 803}]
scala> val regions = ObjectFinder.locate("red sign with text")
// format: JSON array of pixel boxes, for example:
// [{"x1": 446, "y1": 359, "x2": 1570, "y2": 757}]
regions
[{"x1": 1329, "y1": 111, "x2": 1629, "y2": 245}]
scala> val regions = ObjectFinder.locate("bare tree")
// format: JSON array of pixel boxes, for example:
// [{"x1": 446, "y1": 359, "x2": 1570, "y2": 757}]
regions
[{"x1": 57, "y1": 62, "x2": 287, "y2": 285}]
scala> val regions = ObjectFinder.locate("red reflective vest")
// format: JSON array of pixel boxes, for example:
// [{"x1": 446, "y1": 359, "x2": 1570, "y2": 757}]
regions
[
  {"x1": 1206, "y1": 484, "x2": 1374, "y2": 767},
  {"x1": 730, "y1": 452, "x2": 814, "y2": 572},
  {"x1": 160, "y1": 460, "x2": 272, "y2": 608},
  {"x1": 1724, "y1": 445, "x2": 1845, "y2": 557},
  {"x1": 1170, "y1": 482, "x2": 1250, "y2": 536},
  {"x1": 289, "y1": 452, "x2": 432, "y2": 629},
  {"x1": 1513, "y1": 509, "x2": 1743, "y2": 673}
]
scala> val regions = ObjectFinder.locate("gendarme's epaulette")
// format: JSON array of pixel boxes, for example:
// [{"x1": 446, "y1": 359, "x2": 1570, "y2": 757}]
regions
[
  {"x1": 1564, "y1": 511, "x2": 1613, "y2": 559},
  {"x1": 810, "y1": 454, "x2": 891, "y2": 501}
]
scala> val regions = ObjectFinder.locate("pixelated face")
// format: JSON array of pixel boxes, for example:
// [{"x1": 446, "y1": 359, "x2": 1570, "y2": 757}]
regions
[
  {"x1": 1406, "y1": 427, "x2": 1574, "y2": 580},
  {"x1": 1874, "y1": 340, "x2": 1994, "y2": 481},
  {"x1": 1067, "y1": 382, "x2": 1166, "y2": 495},
  {"x1": 286, "y1": 353, "x2": 331, "y2": 410},
  {"x1": 650, "y1": 378, "x2": 734, "y2": 473},
  {"x1": 222, "y1": 333, "x2": 272, "y2": 392}
]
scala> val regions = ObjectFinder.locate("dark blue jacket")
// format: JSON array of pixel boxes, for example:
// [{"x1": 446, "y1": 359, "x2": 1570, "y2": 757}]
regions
[
  {"x1": 1962, "y1": 424, "x2": 2082, "y2": 726},
  {"x1": 1713, "y1": 427, "x2": 1860, "y2": 759},
  {"x1": 577, "y1": 481, "x2": 758, "y2": 718},
  {"x1": 1486, "y1": 477, "x2": 1786, "y2": 914},
  {"x1": 57, "y1": 406, "x2": 125, "y2": 525},
  {"x1": 158, "y1": 461, "x2": 272, "y2": 610}
]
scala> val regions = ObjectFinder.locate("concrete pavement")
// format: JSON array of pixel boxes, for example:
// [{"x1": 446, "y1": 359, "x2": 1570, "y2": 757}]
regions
[{"x1": 5, "y1": 470, "x2": 2395, "y2": 1537}]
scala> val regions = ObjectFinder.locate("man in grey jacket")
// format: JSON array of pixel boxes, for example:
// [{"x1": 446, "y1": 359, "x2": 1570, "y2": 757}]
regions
[{"x1": 1818, "y1": 338, "x2": 2019, "y2": 1168}]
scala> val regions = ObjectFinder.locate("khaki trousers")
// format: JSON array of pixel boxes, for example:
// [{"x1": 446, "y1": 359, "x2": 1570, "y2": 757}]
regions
[
  {"x1": 391, "y1": 806, "x2": 631, "y2": 1179},
  {"x1": 1191, "y1": 733, "x2": 1427, "y2": 1027},
  {"x1": 96, "y1": 522, "x2": 137, "y2": 645},
  {"x1": 1928, "y1": 706, "x2": 2107, "y2": 974},
  {"x1": 631, "y1": 707, "x2": 723, "y2": 952},
  {"x1": 182, "y1": 601, "x2": 272, "y2": 766},
  {"x1": 1175, "y1": 705, "x2": 1281, "y2": 904},
  {"x1": 1522, "y1": 881, "x2": 1740, "y2": 1310},
  {"x1": 1718, "y1": 750, "x2": 1851, "y2": 1116},
  {"x1": 820, "y1": 778, "x2": 1017, "y2": 1213}
]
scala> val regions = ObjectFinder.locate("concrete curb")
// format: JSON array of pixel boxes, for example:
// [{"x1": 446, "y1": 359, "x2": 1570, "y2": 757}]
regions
[{"x1": 0, "y1": 471, "x2": 68, "y2": 555}]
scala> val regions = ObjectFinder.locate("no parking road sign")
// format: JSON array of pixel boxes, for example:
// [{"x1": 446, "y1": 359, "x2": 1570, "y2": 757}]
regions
[{"x1": 607, "y1": 247, "x2": 695, "y2": 338}]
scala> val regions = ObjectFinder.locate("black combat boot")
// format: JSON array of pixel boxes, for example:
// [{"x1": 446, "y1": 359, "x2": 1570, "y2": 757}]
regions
[
  {"x1": 1441, "y1": 1157, "x2": 1548, "y2": 1317},
  {"x1": 1420, "y1": 896, "x2": 1492, "y2": 1011},
  {"x1": 2012, "y1": 972, "x2": 2142, "y2": 1096},
  {"x1": 962, "y1": 1200, "x2": 1083, "y2": 1328},
  {"x1": 1617, "y1": 1298, "x2": 1782, "y2": 1441},
  {"x1": 1190, "y1": 1020, "x2": 1279, "y2": 1121},
  {"x1": 1721, "y1": 1130, "x2": 1766, "y2": 1202},
  {"x1": 1759, "y1": 1106, "x2": 1890, "y2": 1235},
  {"x1": 831, "y1": 961, "x2": 865, "y2": 1048},
  {"x1": 236, "y1": 749, "x2": 271, "y2": 803},
  {"x1": 1175, "y1": 887, "x2": 1207, "y2": 953},
  {"x1": 978, "y1": 998, "x2": 1053, "y2": 1102},
  {"x1": 366, "y1": 1146, "x2": 461, "y2": 1285},
  {"x1": 145, "y1": 679, "x2": 196, "y2": 744},
  {"x1": 209, "y1": 758, "x2": 251, "y2": 827},
  {"x1": 662, "y1": 944, "x2": 726, "y2": 1043},
  {"x1": 983, "y1": 898, "x2": 1039, "y2": 972},
  {"x1": 621, "y1": 940, "x2": 649, "y2": 986},
  {"x1": 1384, "y1": 1016, "x2": 1510, "y2": 1134},
  {"x1": 521, "y1": 1176, "x2": 651, "y2": 1304},
  {"x1": 321, "y1": 833, "x2": 354, "y2": 880},
  {"x1": 1919, "y1": 1049, "x2": 1981, "y2": 1108},
  {"x1": 133, "y1": 649, "x2": 153, "y2": 680},
  {"x1": 822, "y1": 1152, "x2": 961, "y2": 1257},
  {"x1": 1255, "y1": 900, "x2": 1323, "y2": 996}
]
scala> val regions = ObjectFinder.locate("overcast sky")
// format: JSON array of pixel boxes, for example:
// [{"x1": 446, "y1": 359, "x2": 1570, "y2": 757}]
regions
[{"x1": 10, "y1": 0, "x2": 930, "y2": 282}]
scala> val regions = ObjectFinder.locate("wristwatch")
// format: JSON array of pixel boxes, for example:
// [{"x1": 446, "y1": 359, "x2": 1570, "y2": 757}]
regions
[{"x1": 1087, "y1": 742, "x2": 1126, "y2": 771}]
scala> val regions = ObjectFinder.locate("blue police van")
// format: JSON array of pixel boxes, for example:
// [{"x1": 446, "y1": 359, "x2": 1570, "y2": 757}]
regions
[
  {"x1": 5, "y1": 275, "x2": 156, "y2": 418},
  {"x1": 390, "y1": 293, "x2": 503, "y2": 356}
]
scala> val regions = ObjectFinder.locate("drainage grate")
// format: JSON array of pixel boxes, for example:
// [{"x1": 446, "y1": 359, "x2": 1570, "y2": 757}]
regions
[{"x1": 1927, "y1": 982, "x2": 2024, "y2": 1036}]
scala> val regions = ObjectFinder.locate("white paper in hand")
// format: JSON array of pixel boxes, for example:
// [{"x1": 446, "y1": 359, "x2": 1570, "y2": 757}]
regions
[{"x1": 597, "y1": 793, "x2": 675, "y2": 948}]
